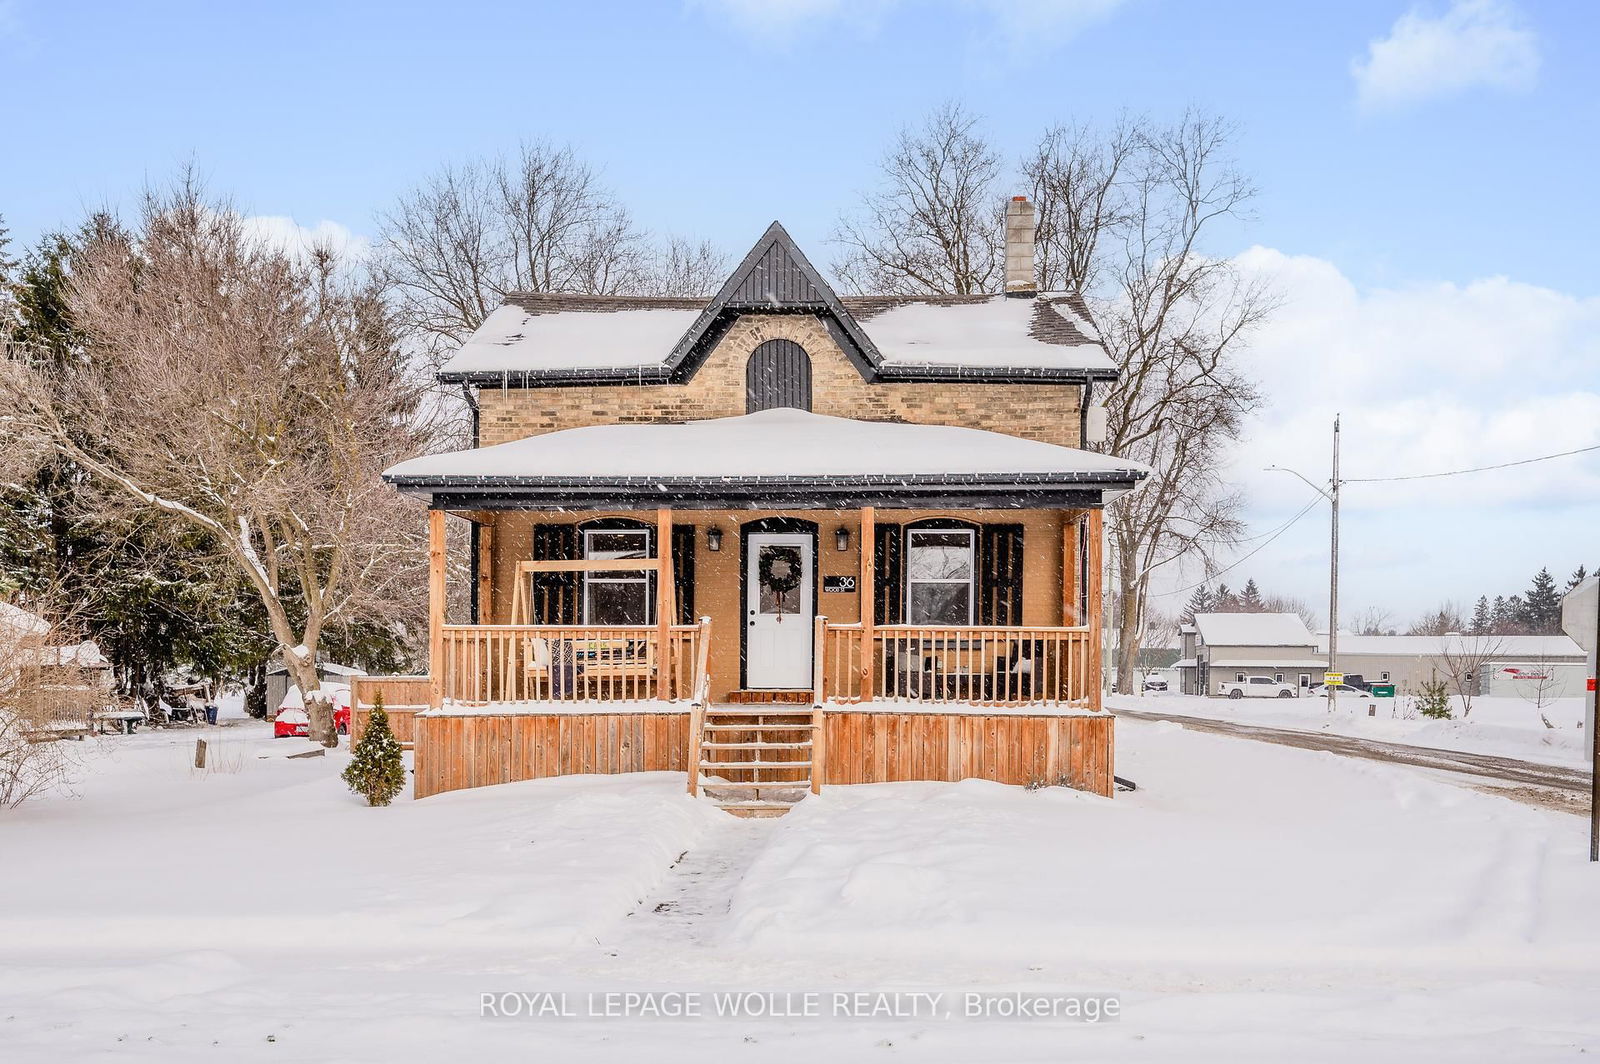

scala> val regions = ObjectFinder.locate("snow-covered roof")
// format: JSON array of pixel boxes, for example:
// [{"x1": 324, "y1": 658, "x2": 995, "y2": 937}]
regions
[
  {"x1": 852, "y1": 294, "x2": 1112, "y2": 373},
  {"x1": 437, "y1": 293, "x2": 1114, "y2": 381},
  {"x1": 385, "y1": 408, "x2": 1150, "y2": 488},
  {"x1": 1316, "y1": 633, "x2": 1585, "y2": 659},
  {"x1": 441, "y1": 302, "x2": 702, "y2": 376},
  {"x1": 435, "y1": 223, "x2": 1116, "y2": 383},
  {"x1": 39, "y1": 641, "x2": 110, "y2": 669},
  {"x1": 1194, "y1": 613, "x2": 1316, "y2": 648},
  {"x1": 0, "y1": 601, "x2": 50, "y2": 639}
]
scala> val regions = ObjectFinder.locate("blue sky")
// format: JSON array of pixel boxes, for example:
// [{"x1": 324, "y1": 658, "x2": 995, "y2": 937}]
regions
[{"x1": 3, "y1": 0, "x2": 1597, "y2": 625}]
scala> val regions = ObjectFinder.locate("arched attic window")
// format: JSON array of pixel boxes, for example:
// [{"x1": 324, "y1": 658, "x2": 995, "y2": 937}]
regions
[{"x1": 745, "y1": 339, "x2": 812, "y2": 413}]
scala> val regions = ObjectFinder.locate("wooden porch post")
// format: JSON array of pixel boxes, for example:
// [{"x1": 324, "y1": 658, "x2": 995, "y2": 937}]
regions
[
  {"x1": 859, "y1": 506, "x2": 875, "y2": 702},
  {"x1": 476, "y1": 518, "x2": 494, "y2": 625},
  {"x1": 1086, "y1": 508, "x2": 1104, "y2": 711},
  {"x1": 1061, "y1": 510, "x2": 1081, "y2": 626},
  {"x1": 428, "y1": 509, "x2": 447, "y2": 710},
  {"x1": 656, "y1": 507, "x2": 674, "y2": 701}
]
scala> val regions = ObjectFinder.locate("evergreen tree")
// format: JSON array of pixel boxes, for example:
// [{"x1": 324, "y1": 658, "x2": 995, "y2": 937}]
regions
[
  {"x1": 1180, "y1": 586, "x2": 1213, "y2": 624},
  {"x1": 1523, "y1": 568, "x2": 1562, "y2": 633},
  {"x1": 1238, "y1": 579, "x2": 1264, "y2": 612},
  {"x1": 1213, "y1": 583, "x2": 1236, "y2": 611},
  {"x1": 1469, "y1": 595, "x2": 1491, "y2": 635},
  {"x1": 1490, "y1": 595, "x2": 1512, "y2": 633},
  {"x1": 1505, "y1": 594, "x2": 1528, "y2": 633},
  {"x1": 342, "y1": 696, "x2": 407, "y2": 806},
  {"x1": 1415, "y1": 679, "x2": 1452, "y2": 720},
  {"x1": 1567, "y1": 566, "x2": 1590, "y2": 594}
]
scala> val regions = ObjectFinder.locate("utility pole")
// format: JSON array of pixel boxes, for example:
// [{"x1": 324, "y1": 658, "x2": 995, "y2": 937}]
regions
[
  {"x1": 1329, "y1": 415, "x2": 1341, "y2": 715},
  {"x1": 1266, "y1": 415, "x2": 1342, "y2": 713}
]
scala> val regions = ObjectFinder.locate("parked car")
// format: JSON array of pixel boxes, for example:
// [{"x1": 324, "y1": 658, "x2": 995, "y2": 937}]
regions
[
  {"x1": 1216, "y1": 676, "x2": 1299, "y2": 699},
  {"x1": 273, "y1": 684, "x2": 351, "y2": 737},
  {"x1": 1308, "y1": 681, "x2": 1367, "y2": 698},
  {"x1": 1141, "y1": 677, "x2": 1169, "y2": 692}
]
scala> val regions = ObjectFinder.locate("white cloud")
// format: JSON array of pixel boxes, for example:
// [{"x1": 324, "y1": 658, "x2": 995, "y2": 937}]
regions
[
  {"x1": 687, "y1": 0, "x2": 893, "y2": 39},
  {"x1": 1161, "y1": 247, "x2": 1600, "y2": 622},
  {"x1": 964, "y1": 0, "x2": 1126, "y2": 53},
  {"x1": 1352, "y1": 0, "x2": 1538, "y2": 110},
  {"x1": 689, "y1": 0, "x2": 1122, "y2": 48},
  {"x1": 238, "y1": 215, "x2": 371, "y2": 264}
]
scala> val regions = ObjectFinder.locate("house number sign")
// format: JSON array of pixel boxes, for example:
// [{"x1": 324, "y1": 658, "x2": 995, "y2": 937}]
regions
[{"x1": 823, "y1": 576, "x2": 857, "y2": 593}]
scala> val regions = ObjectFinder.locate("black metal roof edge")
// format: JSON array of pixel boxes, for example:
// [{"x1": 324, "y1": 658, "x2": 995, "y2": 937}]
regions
[
  {"x1": 384, "y1": 470, "x2": 1147, "y2": 489},
  {"x1": 873, "y1": 364, "x2": 1120, "y2": 384},
  {"x1": 437, "y1": 363, "x2": 1118, "y2": 387},
  {"x1": 437, "y1": 366, "x2": 674, "y2": 386},
  {"x1": 422, "y1": 487, "x2": 1119, "y2": 511}
]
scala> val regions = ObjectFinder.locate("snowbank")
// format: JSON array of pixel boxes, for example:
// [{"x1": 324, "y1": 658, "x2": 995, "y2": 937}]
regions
[
  {"x1": 724, "y1": 718, "x2": 1600, "y2": 975},
  {"x1": 1112, "y1": 692, "x2": 1589, "y2": 765}
]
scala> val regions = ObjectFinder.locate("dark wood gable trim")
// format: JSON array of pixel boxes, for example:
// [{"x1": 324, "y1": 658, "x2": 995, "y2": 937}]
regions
[{"x1": 662, "y1": 221, "x2": 884, "y2": 385}]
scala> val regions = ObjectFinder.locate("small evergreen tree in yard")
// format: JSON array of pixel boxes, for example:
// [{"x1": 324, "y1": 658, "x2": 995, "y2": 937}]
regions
[
  {"x1": 1416, "y1": 679, "x2": 1452, "y2": 720},
  {"x1": 342, "y1": 696, "x2": 406, "y2": 806}
]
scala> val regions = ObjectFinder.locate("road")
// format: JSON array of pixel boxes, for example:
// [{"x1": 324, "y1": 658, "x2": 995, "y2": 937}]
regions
[{"x1": 1115, "y1": 706, "x2": 1593, "y2": 813}]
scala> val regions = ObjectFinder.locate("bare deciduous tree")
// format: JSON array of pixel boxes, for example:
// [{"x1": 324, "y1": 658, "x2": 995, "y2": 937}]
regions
[
  {"x1": 1264, "y1": 594, "x2": 1320, "y2": 633},
  {"x1": 1429, "y1": 633, "x2": 1503, "y2": 719},
  {"x1": 1351, "y1": 606, "x2": 1397, "y2": 636},
  {"x1": 1508, "y1": 652, "x2": 1561, "y2": 729},
  {"x1": 1, "y1": 176, "x2": 433, "y2": 745},
  {"x1": 832, "y1": 103, "x2": 1004, "y2": 295},
  {"x1": 1409, "y1": 602, "x2": 1467, "y2": 636},
  {"x1": 1034, "y1": 113, "x2": 1271, "y2": 694},
  {"x1": 378, "y1": 142, "x2": 650, "y2": 365},
  {"x1": 646, "y1": 236, "x2": 729, "y2": 298}
]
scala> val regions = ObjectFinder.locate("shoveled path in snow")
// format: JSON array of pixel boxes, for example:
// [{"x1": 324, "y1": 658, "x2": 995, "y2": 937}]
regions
[
  {"x1": 623, "y1": 813, "x2": 775, "y2": 947},
  {"x1": 1116, "y1": 706, "x2": 1592, "y2": 805}
]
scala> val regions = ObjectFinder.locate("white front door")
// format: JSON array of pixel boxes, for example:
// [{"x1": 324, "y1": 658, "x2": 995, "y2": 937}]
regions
[{"x1": 745, "y1": 532, "x2": 814, "y2": 689}]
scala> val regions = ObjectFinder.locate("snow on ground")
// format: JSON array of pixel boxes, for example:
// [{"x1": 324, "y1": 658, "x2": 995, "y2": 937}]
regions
[
  {"x1": 1110, "y1": 691, "x2": 1591, "y2": 765},
  {"x1": 2, "y1": 716, "x2": 1599, "y2": 1061}
]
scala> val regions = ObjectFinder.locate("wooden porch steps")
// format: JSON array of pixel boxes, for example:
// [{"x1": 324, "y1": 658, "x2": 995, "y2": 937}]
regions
[
  {"x1": 724, "y1": 689, "x2": 814, "y2": 705},
  {"x1": 693, "y1": 703, "x2": 817, "y2": 818}
]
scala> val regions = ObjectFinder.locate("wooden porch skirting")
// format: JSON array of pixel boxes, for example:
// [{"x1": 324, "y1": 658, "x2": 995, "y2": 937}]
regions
[
  {"x1": 820, "y1": 711, "x2": 1114, "y2": 797},
  {"x1": 405, "y1": 707, "x2": 1114, "y2": 800},
  {"x1": 350, "y1": 675, "x2": 431, "y2": 748},
  {"x1": 413, "y1": 711, "x2": 693, "y2": 800}
]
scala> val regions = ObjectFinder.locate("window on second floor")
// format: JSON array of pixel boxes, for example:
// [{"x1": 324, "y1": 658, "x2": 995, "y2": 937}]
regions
[{"x1": 746, "y1": 339, "x2": 812, "y2": 413}]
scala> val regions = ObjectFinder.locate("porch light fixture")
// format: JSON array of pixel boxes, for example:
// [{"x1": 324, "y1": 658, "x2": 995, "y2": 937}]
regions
[
  {"x1": 706, "y1": 526, "x2": 723, "y2": 552},
  {"x1": 835, "y1": 527, "x2": 850, "y2": 552}
]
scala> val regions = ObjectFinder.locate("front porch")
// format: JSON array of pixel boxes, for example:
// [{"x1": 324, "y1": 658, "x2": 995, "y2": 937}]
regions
[
  {"x1": 362, "y1": 408, "x2": 1142, "y2": 808},
  {"x1": 352, "y1": 502, "x2": 1112, "y2": 806}
]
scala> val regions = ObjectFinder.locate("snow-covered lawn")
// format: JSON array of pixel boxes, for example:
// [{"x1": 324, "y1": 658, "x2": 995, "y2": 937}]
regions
[
  {"x1": 3, "y1": 717, "x2": 1598, "y2": 1061},
  {"x1": 1110, "y1": 691, "x2": 1591, "y2": 765}
]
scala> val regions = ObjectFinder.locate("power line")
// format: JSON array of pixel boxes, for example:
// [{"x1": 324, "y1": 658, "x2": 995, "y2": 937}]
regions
[
  {"x1": 1165, "y1": 497, "x2": 1323, "y2": 597},
  {"x1": 1344, "y1": 442, "x2": 1600, "y2": 484}
]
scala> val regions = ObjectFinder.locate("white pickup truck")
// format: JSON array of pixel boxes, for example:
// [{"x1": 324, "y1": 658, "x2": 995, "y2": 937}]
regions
[{"x1": 1216, "y1": 676, "x2": 1299, "y2": 699}]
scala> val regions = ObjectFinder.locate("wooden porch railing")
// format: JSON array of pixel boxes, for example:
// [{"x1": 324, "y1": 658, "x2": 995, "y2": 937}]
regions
[
  {"x1": 818, "y1": 622, "x2": 1097, "y2": 708},
  {"x1": 438, "y1": 621, "x2": 709, "y2": 706}
]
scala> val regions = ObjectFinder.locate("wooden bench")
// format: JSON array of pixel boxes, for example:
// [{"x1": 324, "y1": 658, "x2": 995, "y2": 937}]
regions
[{"x1": 522, "y1": 636, "x2": 654, "y2": 697}]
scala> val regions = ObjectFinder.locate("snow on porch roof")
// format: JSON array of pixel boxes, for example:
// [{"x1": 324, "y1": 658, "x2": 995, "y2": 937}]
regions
[{"x1": 384, "y1": 409, "x2": 1149, "y2": 502}]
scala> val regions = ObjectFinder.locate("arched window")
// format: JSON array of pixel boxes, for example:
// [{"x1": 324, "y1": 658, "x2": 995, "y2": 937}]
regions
[{"x1": 745, "y1": 339, "x2": 812, "y2": 413}]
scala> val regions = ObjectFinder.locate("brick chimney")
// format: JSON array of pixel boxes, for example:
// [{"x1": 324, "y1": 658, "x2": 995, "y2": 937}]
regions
[{"x1": 1004, "y1": 195, "x2": 1036, "y2": 297}]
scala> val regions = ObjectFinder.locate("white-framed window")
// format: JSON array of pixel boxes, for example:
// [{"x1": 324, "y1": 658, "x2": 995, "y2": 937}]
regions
[
  {"x1": 1236, "y1": 673, "x2": 1245, "y2": 683},
  {"x1": 1274, "y1": 672, "x2": 1284, "y2": 682},
  {"x1": 1299, "y1": 674, "x2": 1309, "y2": 688},
  {"x1": 582, "y1": 528, "x2": 652, "y2": 625},
  {"x1": 1381, "y1": 671, "x2": 1390, "y2": 681},
  {"x1": 905, "y1": 528, "x2": 975, "y2": 625}
]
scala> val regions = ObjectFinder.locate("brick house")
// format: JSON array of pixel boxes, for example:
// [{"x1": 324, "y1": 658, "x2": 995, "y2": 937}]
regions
[{"x1": 360, "y1": 200, "x2": 1148, "y2": 812}]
